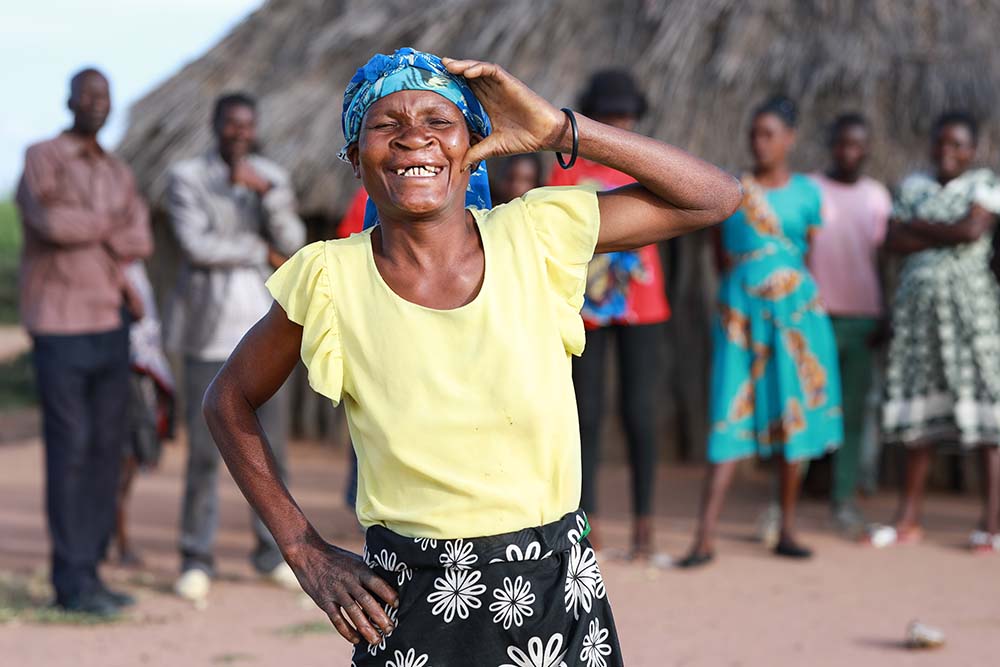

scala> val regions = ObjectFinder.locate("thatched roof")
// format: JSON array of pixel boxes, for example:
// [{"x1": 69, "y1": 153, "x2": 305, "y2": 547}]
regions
[{"x1": 120, "y1": 0, "x2": 1000, "y2": 221}]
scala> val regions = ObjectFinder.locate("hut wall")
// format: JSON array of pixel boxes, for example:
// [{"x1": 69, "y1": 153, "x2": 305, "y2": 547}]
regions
[{"x1": 118, "y1": 0, "x2": 1000, "y2": 473}]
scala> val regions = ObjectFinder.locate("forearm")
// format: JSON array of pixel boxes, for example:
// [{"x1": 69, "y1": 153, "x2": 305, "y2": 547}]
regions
[
  {"x1": 557, "y1": 114, "x2": 742, "y2": 222},
  {"x1": 905, "y1": 218, "x2": 987, "y2": 245},
  {"x1": 175, "y1": 226, "x2": 269, "y2": 268},
  {"x1": 107, "y1": 201, "x2": 153, "y2": 260},
  {"x1": 885, "y1": 223, "x2": 935, "y2": 254},
  {"x1": 204, "y1": 375, "x2": 318, "y2": 558},
  {"x1": 263, "y1": 190, "x2": 307, "y2": 257}
]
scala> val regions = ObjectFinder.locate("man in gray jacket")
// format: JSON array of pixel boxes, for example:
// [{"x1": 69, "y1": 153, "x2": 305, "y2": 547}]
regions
[{"x1": 166, "y1": 92, "x2": 305, "y2": 601}]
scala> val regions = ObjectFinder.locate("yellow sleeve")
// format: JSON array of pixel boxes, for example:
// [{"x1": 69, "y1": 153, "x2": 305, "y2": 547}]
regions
[
  {"x1": 519, "y1": 186, "x2": 601, "y2": 356},
  {"x1": 265, "y1": 241, "x2": 343, "y2": 404}
]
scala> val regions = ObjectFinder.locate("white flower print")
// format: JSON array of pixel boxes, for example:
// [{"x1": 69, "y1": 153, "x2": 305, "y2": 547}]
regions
[
  {"x1": 488, "y1": 541, "x2": 553, "y2": 564},
  {"x1": 384, "y1": 648, "x2": 430, "y2": 667},
  {"x1": 579, "y1": 617, "x2": 613, "y2": 667},
  {"x1": 370, "y1": 549, "x2": 413, "y2": 587},
  {"x1": 366, "y1": 603, "x2": 398, "y2": 656},
  {"x1": 564, "y1": 543, "x2": 606, "y2": 619},
  {"x1": 501, "y1": 633, "x2": 568, "y2": 667},
  {"x1": 426, "y1": 568, "x2": 486, "y2": 623},
  {"x1": 567, "y1": 513, "x2": 588, "y2": 543},
  {"x1": 489, "y1": 575, "x2": 536, "y2": 629},
  {"x1": 413, "y1": 537, "x2": 438, "y2": 552},
  {"x1": 438, "y1": 538, "x2": 477, "y2": 570}
]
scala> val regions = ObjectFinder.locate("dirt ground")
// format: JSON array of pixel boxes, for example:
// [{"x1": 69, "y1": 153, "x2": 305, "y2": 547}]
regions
[{"x1": 0, "y1": 432, "x2": 998, "y2": 667}]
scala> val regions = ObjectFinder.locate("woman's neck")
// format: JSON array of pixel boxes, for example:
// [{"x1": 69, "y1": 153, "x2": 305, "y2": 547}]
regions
[
  {"x1": 374, "y1": 205, "x2": 479, "y2": 270},
  {"x1": 753, "y1": 164, "x2": 791, "y2": 189}
]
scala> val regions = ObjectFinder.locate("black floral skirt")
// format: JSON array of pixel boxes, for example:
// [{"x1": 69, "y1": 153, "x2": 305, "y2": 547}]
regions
[{"x1": 353, "y1": 510, "x2": 623, "y2": 667}]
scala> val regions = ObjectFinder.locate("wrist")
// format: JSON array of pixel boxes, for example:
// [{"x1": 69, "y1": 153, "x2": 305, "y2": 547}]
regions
[
  {"x1": 543, "y1": 108, "x2": 575, "y2": 154},
  {"x1": 280, "y1": 526, "x2": 323, "y2": 568}
]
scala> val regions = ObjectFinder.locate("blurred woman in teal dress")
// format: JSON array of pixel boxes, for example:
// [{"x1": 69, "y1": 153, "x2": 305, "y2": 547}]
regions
[{"x1": 679, "y1": 96, "x2": 843, "y2": 567}]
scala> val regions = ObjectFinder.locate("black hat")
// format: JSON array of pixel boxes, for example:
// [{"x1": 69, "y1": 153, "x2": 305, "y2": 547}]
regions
[{"x1": 578, "y1": 69, "x2": 648, "y2": 120}]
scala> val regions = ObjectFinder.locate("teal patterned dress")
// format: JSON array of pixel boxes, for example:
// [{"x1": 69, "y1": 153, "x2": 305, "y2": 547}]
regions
[{"x1": 708, "y1": 174, "x2": 843, "y2": 463}]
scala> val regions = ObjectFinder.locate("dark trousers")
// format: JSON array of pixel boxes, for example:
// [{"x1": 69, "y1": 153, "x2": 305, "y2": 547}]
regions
[
  {"x1": 180, "y1": 358, "x2": 289, "y2": 575},
  {"x1": 573, "y1": 323, "x2": 664, "y2": 517},
  {"x1": 32, "y1": 327, "x2": 130, "y2": 603}
]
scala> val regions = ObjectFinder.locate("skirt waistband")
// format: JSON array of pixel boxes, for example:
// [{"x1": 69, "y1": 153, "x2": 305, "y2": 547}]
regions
[{"x1": 363, "y1": 510, "x2": 590, "y2": 570}]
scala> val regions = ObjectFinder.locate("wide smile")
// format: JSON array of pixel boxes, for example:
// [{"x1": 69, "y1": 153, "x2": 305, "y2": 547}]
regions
[{"x1": 390, "y1": 164, "x2": 445, "y2": 178}]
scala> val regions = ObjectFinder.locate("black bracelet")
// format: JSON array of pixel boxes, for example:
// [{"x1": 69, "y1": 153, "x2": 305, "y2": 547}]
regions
[{"x1": 556, "y1": 107, "x2": 579, "y2": 169}]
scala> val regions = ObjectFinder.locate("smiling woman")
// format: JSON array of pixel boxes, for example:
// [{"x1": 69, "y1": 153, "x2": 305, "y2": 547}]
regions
[{"x1": 202, "y1": 47, "x2": 740, "y2": 666}]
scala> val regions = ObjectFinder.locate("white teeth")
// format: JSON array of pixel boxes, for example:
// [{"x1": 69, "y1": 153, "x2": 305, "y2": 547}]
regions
[{"x1": 395, "y1": 165, "x2": 441, "y2": 177}]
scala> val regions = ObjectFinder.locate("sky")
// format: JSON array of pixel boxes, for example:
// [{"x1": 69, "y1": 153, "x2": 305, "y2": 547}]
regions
[{"x1": 0, "y1": 0, "x2": 262, "y2": 194}]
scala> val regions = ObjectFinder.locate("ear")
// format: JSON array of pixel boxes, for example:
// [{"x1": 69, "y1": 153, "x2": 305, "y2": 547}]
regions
[{"x1": 347, "y1": 144, "x2": 361, "y2": 179}]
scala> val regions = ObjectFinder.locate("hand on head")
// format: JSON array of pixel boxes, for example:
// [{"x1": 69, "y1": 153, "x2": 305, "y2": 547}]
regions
[{"x1": 441, "y1": 58, "x2": 566, "y2": 172}]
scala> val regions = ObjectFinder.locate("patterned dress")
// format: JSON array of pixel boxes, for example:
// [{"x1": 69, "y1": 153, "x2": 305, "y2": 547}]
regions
[
  {"x1": 708, "y1": 174, "x2": 843, "y2": 463},
  {"x1": 883, "y1": 169, "x2": 1000, "y2": 447}
]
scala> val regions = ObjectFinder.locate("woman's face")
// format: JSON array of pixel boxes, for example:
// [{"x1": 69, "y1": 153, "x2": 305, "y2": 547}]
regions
[
  {"x1": 932, "y1": 123, "x2": 976, "y2": 183},
  {"x1": 349, "y1": 90, "x2": 476, "y2": 220},
  {"x1": 750, "y1": 113, "x2": 795, "y2": 171}
]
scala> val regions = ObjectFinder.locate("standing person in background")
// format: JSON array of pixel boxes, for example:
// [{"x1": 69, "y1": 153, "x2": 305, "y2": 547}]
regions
[
  {"x1": 113, "y1": 260, "x2": 175, "y2": 566},
  {"x1": 490, "y1": 153, "x2": 545, "y2": 204},
  {"x1": 679, "y1": 96, "x2": 843, "y2": 568},
  {"x1": 873, "y1": 112, "x2": 1000, "y2": 553},
  {"x1": 15, "y1": 68, "x2": 152, "y2": 616},
  {"x1": 548, "y1": 70, "x2": 671, "y2": 563},
  {"x1": 809, "y1": 114, "x2": 892, "y2": 536},
  {"x1": 166, "y1": 92, "x2": 306, "y2": 601}
]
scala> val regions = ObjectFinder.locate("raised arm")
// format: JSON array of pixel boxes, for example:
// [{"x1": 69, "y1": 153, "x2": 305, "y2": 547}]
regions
[
  {"x1": 443, "y1": 58, "x2": 742, "y2": 252},
  {"x1": 167, "y1": 168, "x2": 271, "y2": 268},
  {"x1": 203, "y1": 303, "x2": 397, "y2": 646},
  {"x1": 259, "y1": 169, "x2": 307, "y2": 258}
]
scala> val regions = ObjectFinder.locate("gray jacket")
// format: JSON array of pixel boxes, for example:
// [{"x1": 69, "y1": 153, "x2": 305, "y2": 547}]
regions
[{"x1": 165, "y1": 151, "x2": 305, "y2": 360}]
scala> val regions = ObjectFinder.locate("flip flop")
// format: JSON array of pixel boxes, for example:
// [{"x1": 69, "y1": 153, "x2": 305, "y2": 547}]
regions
[
  {"x1": 774, "y1": 540, "x2": 813, "y2": 559},
  {"x1": 676, "y1": 552, "x2": 715, "y2": 569},
  {"x1": 863, "y1": 524, "x2": 923, "y2": 548},
  {"x1": 606, "y1": 548, "x2": 675, "y2": 569},
  {"x1": 969, "y1": 530, "x2": 1000, "y2": 554}
]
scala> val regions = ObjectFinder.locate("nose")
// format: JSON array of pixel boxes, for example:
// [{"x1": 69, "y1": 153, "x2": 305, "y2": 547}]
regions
[{"x1": 392, "y1": 123, "x2": 433, "y2": 151}]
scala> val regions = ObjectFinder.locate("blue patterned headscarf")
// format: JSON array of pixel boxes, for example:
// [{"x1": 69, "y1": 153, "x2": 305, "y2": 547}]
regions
[{"x1": 339, "y1": 47, "x2": 492, "y2": 229}]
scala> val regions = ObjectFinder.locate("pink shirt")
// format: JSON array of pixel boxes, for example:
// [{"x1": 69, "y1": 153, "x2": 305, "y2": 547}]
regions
[{"x1": 808, "y1": 173, "x2": 891, "y2": 317}]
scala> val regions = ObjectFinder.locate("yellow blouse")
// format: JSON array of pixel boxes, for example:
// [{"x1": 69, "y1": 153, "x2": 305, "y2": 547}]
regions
[{"x1": 266, "y1": 186, "x2": 600, "y2": 539}]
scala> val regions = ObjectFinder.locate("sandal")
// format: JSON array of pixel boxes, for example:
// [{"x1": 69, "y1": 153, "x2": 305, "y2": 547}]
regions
[
  {"x1": 774, "y1": 539, "x2": 813, "y2": 559},
  {"x1": 676, "y1": 551, "x2": 715, "y2": 569},
  {"x1": 969, "y1": 530, "x2": 1000, "y2": 554},
  {"x1": 863, "y1": 524, "x2": 923, "y2": 548},
  {"x1": 607, "y1": 548, "x2": 675, "y2": 569}
]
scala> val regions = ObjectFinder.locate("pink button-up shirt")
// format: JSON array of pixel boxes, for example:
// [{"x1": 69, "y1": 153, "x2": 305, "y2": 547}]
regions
[{"x1": 16, "y1": 132, "x2": 152, "y2": 335}]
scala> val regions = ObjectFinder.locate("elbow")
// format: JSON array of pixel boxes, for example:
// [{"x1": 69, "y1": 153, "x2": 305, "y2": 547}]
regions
[
  {"x1": 705, "y1": 175, "x2": 743, "y2": 227},
  {"x1": 720, "y1": 176, "x2": 744, "y2": 219},
  {"x1": 201, "y1": 378, "x2": 224, "y2": 432}
]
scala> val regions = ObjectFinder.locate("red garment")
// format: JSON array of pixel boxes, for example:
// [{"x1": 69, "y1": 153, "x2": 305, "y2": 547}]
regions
[
  {"x1": 337, "y1": 187, "x2": 369, "y2": 238},
  {"x1": 547, "y1": 158, "x2": 670, "y2": 328}
]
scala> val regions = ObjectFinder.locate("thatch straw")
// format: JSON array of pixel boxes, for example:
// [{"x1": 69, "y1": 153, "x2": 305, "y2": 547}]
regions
[
  {"x1": 119, "y1": 0, "x2": 1000, "y2": 458},
  {"x1": 119, "y1": 0, "x2": 1000, "y2": 220}
]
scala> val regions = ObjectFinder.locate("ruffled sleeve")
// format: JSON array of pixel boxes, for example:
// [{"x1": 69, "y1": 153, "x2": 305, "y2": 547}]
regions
[
  {"x1": 265, "y1": 241, "x2": 343, "y2": 404},
  {"x1": 519, "y1": 186, "x2": 601, "y2": 356}
]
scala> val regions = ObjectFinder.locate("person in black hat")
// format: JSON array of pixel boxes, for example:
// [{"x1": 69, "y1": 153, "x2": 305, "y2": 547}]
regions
[{"x1": 549, "y1": 69, "x2": 672, "y2": 565}]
